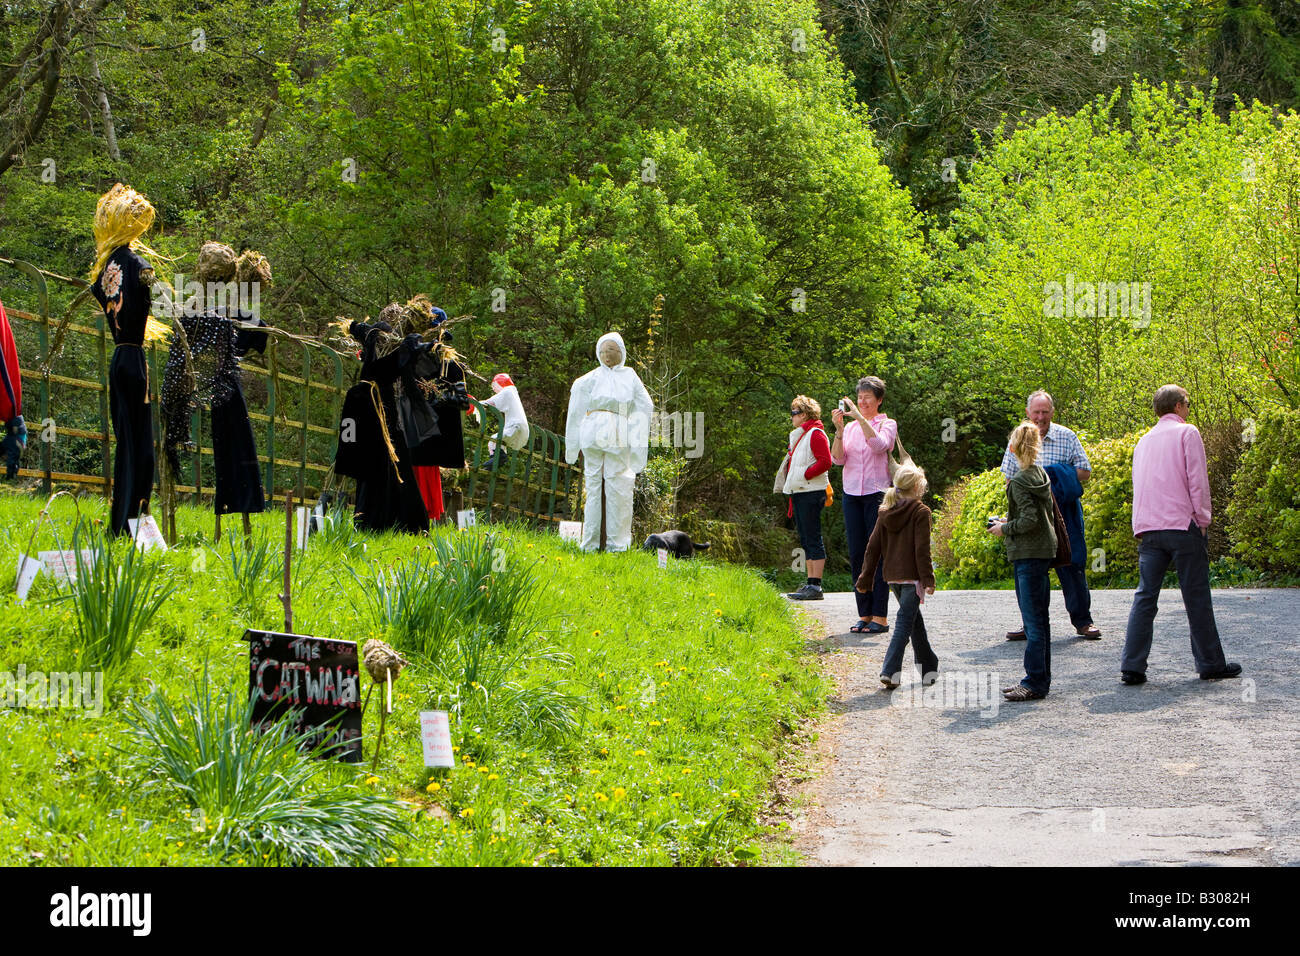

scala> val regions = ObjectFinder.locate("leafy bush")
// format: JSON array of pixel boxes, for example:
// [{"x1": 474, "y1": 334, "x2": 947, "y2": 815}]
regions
[
  {"x1": 125, "y1": 680, "x2": 407, "y2": 867},
  {"x1": 1228, "y1": 407, "x2": 1300, "y2": 571},
  {"x1": 933, "y1": 468, "x2": 1009, "y2": 585},
  {"x1": 50, "y1": 524, "x2": 174, "y2": 676},
  {"x1": 1078, "y1": 432, "x2": 1140, "y2": 577}
]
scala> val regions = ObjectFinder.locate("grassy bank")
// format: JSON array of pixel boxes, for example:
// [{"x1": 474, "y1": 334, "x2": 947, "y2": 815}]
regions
[{"x1": 0, "y1": 490, "x2": 827, "y2": 866}]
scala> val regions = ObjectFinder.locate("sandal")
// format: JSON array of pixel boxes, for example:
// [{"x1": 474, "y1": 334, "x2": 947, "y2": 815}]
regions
[
  {"x1": 1002, "y1": 685, "x2": 1045, "y2": 702},
  {"x1": 849, "y1": 620, "x2": 871, "y2": 633},
  {"x1": 864, "y1": 622, "x2": 889, "y2": 634}
]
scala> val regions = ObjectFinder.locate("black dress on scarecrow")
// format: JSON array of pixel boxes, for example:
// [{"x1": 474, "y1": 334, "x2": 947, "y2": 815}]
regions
[
  {"x1": 91, "y1": 246, "x2": 156, "y2": 536},
  {"x1": 334, "y1": 321, "x2": 429, "y2": 534},
  {"x1": 211, "y1": 311, "x2": 268, "y2": 516}
]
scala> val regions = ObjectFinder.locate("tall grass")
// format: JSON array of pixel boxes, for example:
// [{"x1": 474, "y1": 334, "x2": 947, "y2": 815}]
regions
[
  {"x1": 49, "y1": 523, "x2": 173, "y2": 675},
  {"x1": 349, "y1": 530, "x2": 545, "y2": 662},
  {"x1": 435, "y1": 627, "x2": 584, "y2": 746},
  {"x1": 124, "y1": 679, "x2": 407, "y2": 866},
  {"x1": 222, "y1": 532, "x2": 283, "y2": 613}
]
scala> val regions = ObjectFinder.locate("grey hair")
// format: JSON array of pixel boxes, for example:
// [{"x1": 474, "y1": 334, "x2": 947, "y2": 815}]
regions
[
  {"x1": 1026, "y1": 389, "x2": 1054, "y2": 411},
  {"x1": 1153, "y1": 384, "x2": 1188, "y2": 416}
]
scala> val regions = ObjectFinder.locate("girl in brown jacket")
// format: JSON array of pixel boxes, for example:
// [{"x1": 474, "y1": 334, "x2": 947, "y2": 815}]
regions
[{"x1": 856, "y1": 464, "x2": 937, "y2": 688}]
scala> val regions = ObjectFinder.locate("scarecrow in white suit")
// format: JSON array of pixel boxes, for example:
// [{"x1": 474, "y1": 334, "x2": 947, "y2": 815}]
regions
[{"x1": 565, "y1": 332, "x2": 653, "y2": 552}]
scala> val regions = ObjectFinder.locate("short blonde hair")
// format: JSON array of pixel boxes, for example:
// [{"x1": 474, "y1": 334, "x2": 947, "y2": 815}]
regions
[
  {"x1": 791, "y1": 394, "x2": 821, "y2": 419},
  {"x1": 1008, "y1": 421, "x2": 1041, "y2": 470}
]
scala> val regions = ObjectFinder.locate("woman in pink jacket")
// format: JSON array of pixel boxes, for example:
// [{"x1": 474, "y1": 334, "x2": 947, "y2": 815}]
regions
[{"x1": 831, "y1": 376, "x2": 898, "y2": 634}]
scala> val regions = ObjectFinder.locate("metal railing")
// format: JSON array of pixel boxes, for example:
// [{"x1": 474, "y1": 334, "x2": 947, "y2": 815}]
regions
[{"x1": 1, "y1": 258, "x2": 581, "y2": 528}]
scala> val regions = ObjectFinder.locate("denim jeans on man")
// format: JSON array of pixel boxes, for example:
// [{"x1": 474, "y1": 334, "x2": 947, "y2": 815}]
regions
[
  {"x1": 1121, "y1": 522, "x2": 1228, "y2": 675},
  {"x1": 881, "y1": 583, "x2": 939, "y2": 681},
  {"x1": 1013, "y1": 558, "x2": 1052, "y2": 695},
  {"x1": 843, "y1": 491, "x2": 889, "y2": 618},
  {"x1": 1013, "y1": 561, "x2": 1093, "y2": 629}
]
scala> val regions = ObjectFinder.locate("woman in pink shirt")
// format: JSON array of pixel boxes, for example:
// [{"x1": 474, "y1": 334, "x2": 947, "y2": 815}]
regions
[{"x1": 831, "y1": 376, "x2": 898, "y2": 633}]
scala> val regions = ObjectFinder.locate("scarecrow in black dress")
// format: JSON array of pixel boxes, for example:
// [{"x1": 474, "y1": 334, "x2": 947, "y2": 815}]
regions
[
  {"x1": 333, "y1": 306, "x2": 431, "y2": 534},
  {"x1": 160, "y1": 242, "x2": 270, "y2": 543},
  {"x1": 88, "y1": 184, "x2": 169, "y2": 536}
]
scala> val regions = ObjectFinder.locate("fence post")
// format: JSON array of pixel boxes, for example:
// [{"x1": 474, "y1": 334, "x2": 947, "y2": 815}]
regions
[
  {"x1": 97, "y1": 314, "x2": 110, "y2": 493},
  {"x1": 264, "y1": 337, "x2": 277, "y2": 502},
  {"x1": 299, "y1": 343, "x2": 310, "y2": 501}
]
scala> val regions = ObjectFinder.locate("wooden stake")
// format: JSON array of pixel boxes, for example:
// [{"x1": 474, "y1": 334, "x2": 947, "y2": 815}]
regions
[{"x1": 280, "y1": 491, "x2": 293, "y2": 633}]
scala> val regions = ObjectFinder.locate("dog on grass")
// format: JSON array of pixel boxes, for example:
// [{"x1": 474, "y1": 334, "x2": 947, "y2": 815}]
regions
[{"x1": 642, "y1": 530, "x2": 711, "y2": 559}]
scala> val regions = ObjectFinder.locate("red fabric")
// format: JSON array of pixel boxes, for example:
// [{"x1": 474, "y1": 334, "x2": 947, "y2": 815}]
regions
[
  {"x1": 0, "y1": 299, "x2": 22, "y2": 422},
  {"x1": 414, "y1": 465, "x2": 444, "y2": 520},
  {"x1": 802, "y1": 419, "x2": 832, "y2": 480},
  {"x1": 492, "y1": 373, "x2": 513, "y2": 389}
]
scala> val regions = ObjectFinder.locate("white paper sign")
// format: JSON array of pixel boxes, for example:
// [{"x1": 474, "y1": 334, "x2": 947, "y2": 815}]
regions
[
  {"x1": 456, "y1": 509, "x2": 477, "y2": 530},
  {"x1": 558, "y1": 520, "x2": 582, "y2": 543},
  {"x1": 15, "y1": 554, "x2": 43, "y2": 602},
  {"x1": 127, "y1": 515, "x2": 168, "y2": 552},
  {"x1": 419, "y1": 710, "x2": 456, "y2": 768},
  {"x1": 658, "y1": 548, "x2": 669, "y2": 569},
  {"x1": 295, "y1": 506, "x2": 311, "y2": 549},
  {"x1": 38, "y1": 549, "x2": 96, "y2": 584}
]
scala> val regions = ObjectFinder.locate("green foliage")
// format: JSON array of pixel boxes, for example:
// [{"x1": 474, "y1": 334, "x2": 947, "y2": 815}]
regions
[
  {"x1": 932, "y1": 469, "x2": 1009, "y2": 586},
  {"x1": 350, "y1": 530, "x2": 543, "y2": 662},
  {"x1": 48, "y1": 524, "x2": 174, "y2": 678},
  {"x1": 1078, "y1": 432, "x2": 1141, "y2": 578},
  {"x1": 1228, "y1": 407, "x2": 1300, "y2": 571},
  {"x1": 220, "y1": 532, "x2": 282, "y2": 618},
  {"x1": 124, "y1": 680, "x2": 407, "y2": 866},
  {"x1": 0, "y1": 495, "x2": 826, "y2": 866}
]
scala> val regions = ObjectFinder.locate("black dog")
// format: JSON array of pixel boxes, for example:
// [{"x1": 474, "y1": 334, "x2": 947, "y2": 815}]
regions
[{"x1": 642, "y1": 530, "x2": 711, "y2": 559}]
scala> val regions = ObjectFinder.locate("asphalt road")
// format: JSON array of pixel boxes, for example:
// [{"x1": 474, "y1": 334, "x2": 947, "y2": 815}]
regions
[{"x1": 789, "y1": 586, "x2": 1299, "y2": 866}]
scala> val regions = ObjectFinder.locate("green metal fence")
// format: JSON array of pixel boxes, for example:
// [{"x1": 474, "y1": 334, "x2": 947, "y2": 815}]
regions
[{"x1": 1, "y1": 258, "x2": 581, "y2": 528}]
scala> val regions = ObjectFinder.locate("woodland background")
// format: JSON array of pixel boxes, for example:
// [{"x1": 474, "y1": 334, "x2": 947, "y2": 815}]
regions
[{"x1": 2, "y1": 0, "x2": 1298, "y2": 574}]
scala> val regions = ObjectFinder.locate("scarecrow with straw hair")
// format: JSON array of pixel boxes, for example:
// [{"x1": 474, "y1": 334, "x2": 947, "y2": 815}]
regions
[{"x1": 88, "y1": 183, "x2": 170, "y2": 535}]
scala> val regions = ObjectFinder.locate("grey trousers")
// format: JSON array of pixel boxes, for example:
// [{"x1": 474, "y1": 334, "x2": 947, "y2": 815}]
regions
[{"x1": 1121, "y1": 524, "x2": 1228, "y2": 675}]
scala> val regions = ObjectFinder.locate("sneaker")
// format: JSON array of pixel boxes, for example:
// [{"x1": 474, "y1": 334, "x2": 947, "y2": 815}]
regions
[
  {"x1": 1120, "y1": 670, "x2": 1146, "y2": 685},
  {"x1": 1199, "y1": 662, "x2": 1242, "y2": 680},
  {"x1": 786, "y1": 583, "x2": 824, "y2": 601},
  {"x1": 880, "y1": 674, "x2": 900, "y2": 690}
]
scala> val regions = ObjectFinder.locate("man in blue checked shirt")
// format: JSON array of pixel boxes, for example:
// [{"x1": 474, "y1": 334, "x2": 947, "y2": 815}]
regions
[{"x1": 1000, "y1": 390, "x2": 1102, "y2": 641}]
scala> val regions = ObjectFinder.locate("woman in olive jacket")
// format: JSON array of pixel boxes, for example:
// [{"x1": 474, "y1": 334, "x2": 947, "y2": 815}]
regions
[{"x1": 989, "y1": 422, "x2": 1058, "y2": 702}]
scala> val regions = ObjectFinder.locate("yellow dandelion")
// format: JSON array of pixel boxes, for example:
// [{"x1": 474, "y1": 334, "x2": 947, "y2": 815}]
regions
[
  {"x1": 682, "y1": 768, "x2": 693, "y2": 775},
  {"x1": 594, "y1": 792, "x2": 609, "y2": 802},
  {"x1": 364, "y1": 775, "x2": 380, "y2": 785},
  {"x1": 478, "y1": 766, "x2": 490, "y2": 774},
  {"x1": 459, "y1": 808, "x2": 474, "y2": 818},
  {"x1": 613, "y1": 787, "x2": 626, "y2": 800},
  {"x1": 615, "y1": 705, "x2": 627, "y2": 711},
  {"x1": 671, "y1": 792, "x2": 682, "y2": 799},
  {"x1": 648, "y1": 720, "x2": 661, "y2": 727},
  {"x1": 426, "y1": 781, "x2": 442, "y2": 792},
  {"x1": 634, "y1": 749, "x2": 646, "y2": 756},
  {"x1": 599, "y1": 747, "x2": 609, "y2": 756},
  {"x1": 487, "y1": 773, "x2": 499, "y2": 781},
  {"x1": 384, "y1": 856, "x2": 397, "y2": 863}
]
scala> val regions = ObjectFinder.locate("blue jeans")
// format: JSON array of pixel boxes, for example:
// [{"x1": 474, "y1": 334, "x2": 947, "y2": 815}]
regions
[
  {"x1": 790, "y1": 490, "x2": 826, "y2": 561},
  {"x1": 1013, "y1": 558, "x2": 1052, "y2": 696},
  {"x1": 844, "y1": 492, "x2": 889, "y2": 618},
  {"x1": 1121, "y1": 524, "x2": 1228, "y2": 675},
  {"x1": 881, "y1": 584, "x2": 938, "y2": 681}
]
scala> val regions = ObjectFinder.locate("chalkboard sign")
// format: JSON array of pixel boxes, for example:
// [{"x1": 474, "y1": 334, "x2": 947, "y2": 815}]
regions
[{"x1": 243, "y1": 630, "x2": 362, "y2": 763}]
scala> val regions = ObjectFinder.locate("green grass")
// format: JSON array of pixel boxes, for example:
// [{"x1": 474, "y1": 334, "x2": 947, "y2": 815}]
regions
[{"x1": 0, "y1": 488, "x2": 828, "y2": 866}]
